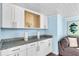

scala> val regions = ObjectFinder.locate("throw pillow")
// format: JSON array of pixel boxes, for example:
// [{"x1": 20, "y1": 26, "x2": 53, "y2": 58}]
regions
[{"x1": 68, "y1": 37, "x2": 78, "y2": 47}]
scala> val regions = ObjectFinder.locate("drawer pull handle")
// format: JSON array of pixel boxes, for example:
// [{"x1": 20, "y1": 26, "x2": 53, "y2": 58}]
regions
[
  {"x1": 12, "y1": 48, "x2": 20, "y2": 51},
  {"x1": 30, "y1": 44, "x2": 35, "y2": 46},
  {"x1": 40, "y1": 42, "x2": 45, "y2": 43}
]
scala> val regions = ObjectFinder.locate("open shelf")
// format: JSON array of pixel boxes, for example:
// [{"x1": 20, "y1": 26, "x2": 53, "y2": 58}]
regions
[{"x1": 24, "y1": 11, "x2": 40, "y2": 28}]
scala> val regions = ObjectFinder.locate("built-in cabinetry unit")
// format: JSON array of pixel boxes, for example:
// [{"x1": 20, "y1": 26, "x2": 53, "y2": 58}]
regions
[
  {"x1": 0, "y1": 38, "x2": 52, "y2": 56},
  {"x1": 2, "y1": 4, "x2": 13, "y2": 28},
  {"x1": 2, "y1": 4, "x2": 24, "y2": 28},
  {"x1": 2, "y1": 3, "x2": 48, "y2": 29}
]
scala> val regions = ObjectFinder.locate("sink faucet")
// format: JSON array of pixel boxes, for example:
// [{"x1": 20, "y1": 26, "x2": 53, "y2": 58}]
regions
[
  {"x1": 37, "y1": 32, "x2": 40, "y2": 39},
  {"x1": 24, "y1": 32, "x2": 28, "y2": 41}
]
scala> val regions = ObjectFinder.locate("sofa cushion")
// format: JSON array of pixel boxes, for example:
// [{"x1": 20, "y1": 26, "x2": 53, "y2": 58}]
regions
[
  {"x1": 68, "y1": 37, "x2": 78, "y2": 47},
  {"x1": 62, "y1": 47, "x2": 79, "y2": 56}
]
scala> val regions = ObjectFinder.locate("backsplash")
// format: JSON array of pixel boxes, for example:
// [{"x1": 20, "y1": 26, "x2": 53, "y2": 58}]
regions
[{"x1": 1, "y1": 29, "x2": 47, "y2": 39}]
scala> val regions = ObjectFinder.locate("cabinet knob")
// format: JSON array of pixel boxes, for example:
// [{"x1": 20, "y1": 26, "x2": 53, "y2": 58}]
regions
[
  {"x1": 30, "y1": 44, "x2": 36, "y2": 46},
  {"x1": 12, "y1": 21, "x2": 17, "y2": 28}
]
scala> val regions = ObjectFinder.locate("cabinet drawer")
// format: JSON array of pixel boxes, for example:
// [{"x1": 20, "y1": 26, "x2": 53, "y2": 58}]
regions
[
  {"x1": 20, "y1": 44, "x2": 27, "y2": 51},
  {"x1": 27, "y1": 42, "x2": 37, "y2": 48},
  {"x1": 38, "y1": 38, "x2": 52, "y2": 50},
  {"x1": 1, "y1": 46, "x2": 21, "y2": 55},
  {"x1": 39, "y1": 39, "x2": 49, "y2": 45}
]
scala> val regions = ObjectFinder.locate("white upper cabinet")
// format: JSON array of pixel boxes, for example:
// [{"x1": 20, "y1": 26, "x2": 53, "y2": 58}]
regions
[
  {"x1": 2, "y1": 3, "x2": 48, "y2": 29},
  {"x1": 2, "y1": 4, "x2": 24, "y2": 28},
  {"x1": 40, "y1": 14, "x2": 48, "y2": 29},
  {"x1": 14, "y1": 6, "x2": 24, "y2": 28},
  {"x1": 2, "y1": 4, "x2": 15, "y2": 28}
]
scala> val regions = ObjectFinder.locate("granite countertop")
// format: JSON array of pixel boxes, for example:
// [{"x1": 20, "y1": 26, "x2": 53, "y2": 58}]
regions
[{"x1": 0, "y1": 35, "x2": 52, "y2": 50}]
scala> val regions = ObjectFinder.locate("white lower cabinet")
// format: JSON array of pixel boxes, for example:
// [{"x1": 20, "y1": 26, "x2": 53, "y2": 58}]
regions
[
  {"x1": 0, "y1": 38, "x2": 52, "y2": 56},
  {"x1": 19, "y1": 50, "x2": 27, "y2": 56},
  {"x1": 1, "y1": 46, "x2": 20, "y2": 56},
  {"x1": 19, "y1": 45, "x2": 28, "y2": 56},
  {"x1": 7, "y1": 48, "x2": 28, "y2": 56},
  {"x1": 27, "y1": 38, "x2": 52, "y2": 56},
  {"x1": 37, "y1": 39, "x2": 52, "y2": 56},
  {"x1": 0, "y1": 45, "x2": 28, "y2": 56},
  {"x1": 48, "y1": 38, "x2": 53, "y2": 53},
  {"x1": 37, "y1": 42, "x2": 46, "y2": 56},
  {"x1": 7, "y1": 51, "x2": 20, "y2": 56},
  {"x1": 27, "y1": 42, "x2": 37, "y2": 56}
]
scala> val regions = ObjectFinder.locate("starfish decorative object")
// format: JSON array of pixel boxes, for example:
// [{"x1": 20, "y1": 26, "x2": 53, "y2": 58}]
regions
[{"x1": 69, "y1": 23, "x2": 78, "y2": 34}]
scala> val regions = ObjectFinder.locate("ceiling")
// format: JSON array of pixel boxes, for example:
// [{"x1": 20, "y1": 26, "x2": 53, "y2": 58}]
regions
[{"x1": 15, "y1": 3, "x2": 79, "y2": 17}]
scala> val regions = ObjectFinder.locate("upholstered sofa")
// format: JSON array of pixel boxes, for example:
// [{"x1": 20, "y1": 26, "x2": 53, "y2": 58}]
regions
[{"x1": 58, "y1": 36, "x2": 79, "y2": 56}]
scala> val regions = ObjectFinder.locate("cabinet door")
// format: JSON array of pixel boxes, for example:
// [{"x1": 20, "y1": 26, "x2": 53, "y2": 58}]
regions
[
  {"x1": 19, "y1": 50, "x2": 27, "y2": 56},
  {"x1": 40, "y1": 14, "x2": 44, "y2": 29},
  {"x1": 37, "y1": 40, "x2": 48, "y2": 56},
  {"x1": 27, "y1": 42, "x2": 37, "y2": 56},
  {"x1": 37, "y1": 39, "x2": 52, "y2": 56},
  {"x1": 44, "y1": 39, "x2": 53, "y2": 55},
  {"x1": 37, "y1": 42, "x2": 45, "y2": 56},
  {"x1": 1, "y1": 45, "x2": 21, "y2": 56},
  {"x1": 15, "y1": 6, "x2": 24, "y2": 28},
  {"x1": 19, "y1": 45, "x2": 28, "y2": 56},
  {"x1": 2, "y1": 4, "x2": 15, "y2": 28},
  {"x1": 28, "y1": 46, "x2": 37, "y2": 56},
  {"x1": 48, "y1": 38, "x2": 52, "y2": 53},
  {"x1": 44, "y1": 16, "x2": 48, "y2": 29},
  {"x1": 2, "y1": 50, "x2": 20, "y2": 56},
  {"x1": 40, "y1": 14, "x2": 48, "y2": 29},
  {"x1": 7, "y1": 54, "x2": 16, "y2": 56}
]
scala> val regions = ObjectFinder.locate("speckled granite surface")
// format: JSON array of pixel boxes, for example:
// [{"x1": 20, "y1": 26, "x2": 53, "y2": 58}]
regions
[{"x1": 0, "y1": 35, "x2": 52, "y2": 50}]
